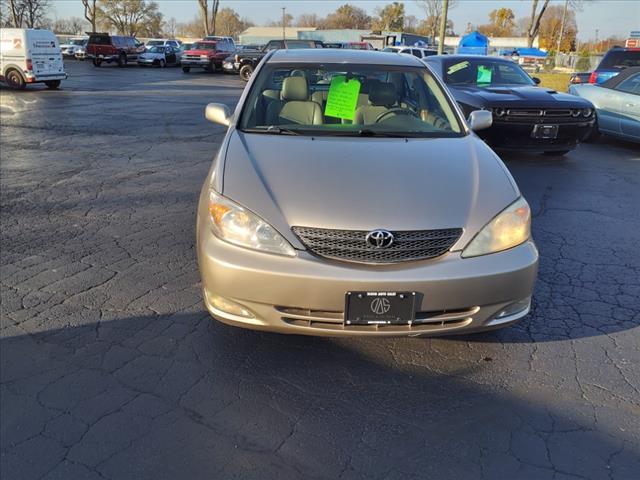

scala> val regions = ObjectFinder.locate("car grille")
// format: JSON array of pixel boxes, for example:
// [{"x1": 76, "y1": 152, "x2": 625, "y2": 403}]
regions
[
  {"x1": 183, "y1": 54, "x2": 205, "y2": 61},
  {"x1": 291, "y1": 226, "x2": 463, "y2": 264},
  {"x1": 495, "y1": 108, "x2": 589, "y2": 122}
]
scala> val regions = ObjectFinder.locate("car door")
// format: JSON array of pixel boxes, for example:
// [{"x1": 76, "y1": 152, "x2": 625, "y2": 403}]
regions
[
  {"x1": 593, "y1": 85, "x2": 623, "y2": 135},
  {"x1": 165, "y1": 46, "x2": 176, "y2": 65},
  {"x1": 615, "y1": 73, "x2": 640, "y2": 138}
]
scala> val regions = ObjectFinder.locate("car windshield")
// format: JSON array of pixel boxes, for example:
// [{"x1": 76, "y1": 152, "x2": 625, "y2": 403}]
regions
[
  {"x1": 70, "y1": 39, "x2": 85, "y2": 46},
  {"x1": 600, "y1": 50, "x2": 640, "y2": 69},
  {"x1": 193, "y1": 42, "x2": 216, "y2": 50},
  {"x1": 444, "y1": 59, "x2": 534, "y2": 86},
  {"x1": 148, "y1": 46, "x2": 165, "y2": 53},
  {"x1": 239, "y1": 63, "x2": 464, "y2": 138},
  {"x1": 147, "y1": 41, "x2": 163, "y2": 46}
]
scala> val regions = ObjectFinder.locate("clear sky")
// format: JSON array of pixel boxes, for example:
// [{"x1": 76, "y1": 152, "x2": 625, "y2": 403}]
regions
[{"x1": 50, "y1": 0, "x2": 639, "y2": 41}]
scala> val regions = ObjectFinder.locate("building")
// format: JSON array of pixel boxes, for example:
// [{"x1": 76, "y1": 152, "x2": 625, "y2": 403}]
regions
[{"x1": 238, "y1": 27, "x2": 317, "y2": 45}]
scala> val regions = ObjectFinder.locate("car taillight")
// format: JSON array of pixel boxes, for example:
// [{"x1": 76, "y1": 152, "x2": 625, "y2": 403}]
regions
[
  {"x1": 589, "y1": 71, "x2": 597, "y2": 84},
  {"x1": 26, "y1": 59, "x2": 32, "y2": 71}
]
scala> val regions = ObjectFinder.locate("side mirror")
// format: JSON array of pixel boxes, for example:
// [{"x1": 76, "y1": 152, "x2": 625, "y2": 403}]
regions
[
  {"x1": 468, "y1": 110, "x2": 492, "y2": 131},
  {"x1": 532, "y1": 77, "x2": 541, "y2": 85},
  {"x1": 205, "y1": 103, "x2": 231, "y2": 127}
]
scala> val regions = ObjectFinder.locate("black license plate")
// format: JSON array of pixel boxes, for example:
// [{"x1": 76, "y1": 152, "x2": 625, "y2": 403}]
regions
[
  {"x1": 532, "y1": 124, "x2": 559, "y2": 139},
  {"x1": 344, "y1": 292, "x2": 416, "y2": 326}
]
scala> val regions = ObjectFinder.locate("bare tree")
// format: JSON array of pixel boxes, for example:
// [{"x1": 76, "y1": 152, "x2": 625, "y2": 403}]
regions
[
  {"x1": 416, "y1": 0, "x2": 457, "y2": 43},
  {"x1": 97, "y1": 0, "x2": 163, "y2": 37},
  {"x1": 165, "y1": 16, "x2": 177, "y2": 37},
  {"x1": 82, "y1": 0, "x2": 97, "y2": 32},
  {"x1": 197, "y1": 0, "x2": 219, "y2": 36},
  {"x1": 20, "y1": 0, "x2": 49, "y2": 28},
  {"x1": 5, "y1": 0, "x2": 25, "y2": 27},
  {"x1": 296, "y1": 13, "x2": 319, "y2": 27},
  {"x1": 525, "y1": 0, "x2": 550, "y2": 48}
]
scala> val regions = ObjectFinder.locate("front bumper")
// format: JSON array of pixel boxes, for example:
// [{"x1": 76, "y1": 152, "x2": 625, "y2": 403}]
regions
[
  {"x1": 481, "y1": 120, "x2": 595, "y2": 151},
  {"x1": 182, "y1": 59, "x2": 211, "y2": 67},
  {"x1": 223, "y1": 61, "x2": 239, "y2": 72},
  {"x1": 138, "y1": 58, "x2": 160, "y2": 65},
  {"x1": 198, "y1": 232, "x2": 539, "y2": 337}
]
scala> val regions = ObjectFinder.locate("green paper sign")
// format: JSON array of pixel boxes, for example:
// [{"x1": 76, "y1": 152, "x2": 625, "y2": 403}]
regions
[
  {"x1": 477, "y1": 65, "x2": 492, "y2": 84},
  {"x1": 324, "y1": 75, "x2": 361, "y2": 120},
  {"x1": 447, "y1": 61, "x2": 469, "y2": 75}
]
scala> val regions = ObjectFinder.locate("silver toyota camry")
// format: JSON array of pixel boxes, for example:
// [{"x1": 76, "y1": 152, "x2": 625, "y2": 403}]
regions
[{"x1": 197, "y1": 49, "x2": 538, "y2": 336}]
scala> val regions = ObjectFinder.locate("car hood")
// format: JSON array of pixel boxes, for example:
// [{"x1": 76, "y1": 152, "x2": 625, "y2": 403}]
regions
[
  {"x1": 184, "y1": 49, "x2": 213, "y2": 56},
  {"x1": 140, "y1": 52, "x2": 163, "y2": 59},
  {"x1": 221, "y1": 131, "x2": 519, "y2": 250},
  {"x1": 450, "y1": 84, "x2": 592, "y2": 107}
]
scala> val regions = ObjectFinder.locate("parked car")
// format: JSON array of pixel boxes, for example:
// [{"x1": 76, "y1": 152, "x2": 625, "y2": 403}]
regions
[
  {"x1": 589, "y1": 47, "x2": 640, "y2": 84},
  {"x1": 138, "y1": 45, "x2": 181, "y2": 67},
  {"x1": 425, "y1": 55, "x2": 596, "y2": 156},
  {"x1": 204, "y1": 35, "x2": 236, "y2": 51},
  {"x1": 181, "y1": 39, "x2": 234, "y2": 73},
  {"x1": 383, "y1": 45, "x2": 439, "y2": 59},
  {"x1": 145, "y1": 38, "x2": 181, "y2": 50},
  {"x1": 325, "y1": 42, "x2": 375, "y2": 50},
  {"x1": 569, "y1": 66, "x2": 640, "y2": 143},
  {"x1": 0, "y1": 28, "x2": 66, "y2": 89},
  {"x1": 60, "y1": 37, "x2": 87, "y2": 58},
  {"x1": 74, "y1": 40, "x2": 88, "y2": 60},
  {"x1": 234, "y1": 39, "x2": 322, "y2": 81},
  {"x1": 86, "y1": 33, "x2": 143, "y2": 67},
  {"x1": 197, "y1": 49, "x2": 538, "y2": 337}
]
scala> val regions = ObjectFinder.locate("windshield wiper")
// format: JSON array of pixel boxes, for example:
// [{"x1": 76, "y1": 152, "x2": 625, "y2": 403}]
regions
[{"x1": 241, "y1": 126, "x2": 301, "y2": 135}]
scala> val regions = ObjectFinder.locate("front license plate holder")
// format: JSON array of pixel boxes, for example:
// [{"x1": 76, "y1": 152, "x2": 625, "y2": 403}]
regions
[
  {"x1": 344, "y1": 292, "x2": 416, "y2": 326},
  {"x1": 532, "y1": 124, "x2": 559, "y2": 139}
]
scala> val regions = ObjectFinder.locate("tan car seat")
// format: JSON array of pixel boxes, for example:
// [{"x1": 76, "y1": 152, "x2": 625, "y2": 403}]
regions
[
  {"x1": 266, "y1": 77, "x2": 323, "y2": 125},
  {"x1": 354, "y1": 82, "x2": 398, "y2": 124}
]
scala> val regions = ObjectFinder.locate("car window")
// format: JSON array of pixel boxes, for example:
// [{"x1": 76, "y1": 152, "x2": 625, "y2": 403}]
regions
[
  {"x1": 615, "y1": 73, "x2": 640, "y2": 95},
  {"x1": 599, "y1": 50, "x2": 640, "y2": 69},
  {"x1": 412, "y1": 49, "x2": 423, "y2": 58},
  {"x1": 444, "y1": 59, "x2": 534, "y2": 86},
  {"x1": 400, "y1": 49, "x2": 411, "y2": 54},
  {"x1": 193, "y1": 42, "x2": 216, "y2": 50},
  {"x1": 239, "y1": 63, "x2": 463, "y2": 137}
]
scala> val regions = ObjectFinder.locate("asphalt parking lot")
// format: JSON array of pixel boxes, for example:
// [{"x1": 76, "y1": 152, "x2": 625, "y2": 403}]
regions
[{"x1": 1, "y1": 60, "x2": 639, "y2": 480}]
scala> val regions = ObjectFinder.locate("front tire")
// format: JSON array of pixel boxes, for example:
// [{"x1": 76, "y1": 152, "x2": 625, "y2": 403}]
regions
[
  {"x1": 93, "y1": 58, "x2": 102, "y2": 67},
  {"x1": 5, "y1": 69, "x2": 26, "y2": 90},
  {"x1": 583, "y1": 119, "x2": 600, "y2": 143},
  {"x1": 239, "y1": 64, "x2": 253, "y2": 82},
  {"x1": 117, "y1": 52, "x2": 127, "y2": 67},
  {"x1": 159, "y1": 59, "x2": 166, "y2": 68},
  {"x1": 543, "y1": 150, "x2": 570, "y2": 157},
  {"x1": 182, "y1": 66, "x2": 190, "y2": 73},
  {"x1": 45, "y1": 80, "x2": 61, "y2": 90}
]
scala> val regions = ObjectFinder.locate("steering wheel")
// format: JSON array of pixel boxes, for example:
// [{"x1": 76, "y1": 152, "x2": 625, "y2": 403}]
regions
[{"x1": 375, "y1": 107, "x2": 420, "y2": 124}]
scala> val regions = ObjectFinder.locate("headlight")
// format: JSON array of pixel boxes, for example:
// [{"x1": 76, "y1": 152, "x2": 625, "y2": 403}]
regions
[
  {"x1": 582, "y1": 108, "x2": 592, "y2": 117},
  {"x1": 207, "y1": 190, "x2": 295, "y2": 256},
  {"x1": 462, "y1": 197, "x2": 531, "y2": 258},
  {"x1": 200, "y1": 55, "x2": 208, "y2": 60}
]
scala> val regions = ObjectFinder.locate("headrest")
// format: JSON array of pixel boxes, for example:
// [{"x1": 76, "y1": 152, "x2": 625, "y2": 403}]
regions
[
  {"x1": 290, "y1": 70, "x2": 306, "y2": 78},
  {"x1": 368, "y1": 82, "x2": 397, "y2": 107},
  {"x1": 282, "y1": 76, "x2": 308, "y2": 101}
]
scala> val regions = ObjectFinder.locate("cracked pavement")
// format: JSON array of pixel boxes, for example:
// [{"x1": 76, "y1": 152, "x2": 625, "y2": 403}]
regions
[{"x1": 1, "y1": 62, "x2": 639, "y2": 480}]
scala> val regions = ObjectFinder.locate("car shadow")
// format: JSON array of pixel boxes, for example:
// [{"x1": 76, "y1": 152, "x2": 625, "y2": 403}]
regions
[{"x1": 2, "y1": 311, "x2": 638, "y2": 479}]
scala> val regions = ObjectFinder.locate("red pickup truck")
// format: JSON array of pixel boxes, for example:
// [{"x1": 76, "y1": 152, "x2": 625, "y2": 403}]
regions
[{"x1": 181, "y1": 39, "x2": 234, "y2": 73}]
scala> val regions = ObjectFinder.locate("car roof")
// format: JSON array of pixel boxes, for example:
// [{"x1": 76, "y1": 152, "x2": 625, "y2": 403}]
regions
[
  {"x1": 426, "y1": 55, "x2": 513, "y2": 63},
  {"x1": 269, "y1": 49, "x2": 424, "y2": 67}
]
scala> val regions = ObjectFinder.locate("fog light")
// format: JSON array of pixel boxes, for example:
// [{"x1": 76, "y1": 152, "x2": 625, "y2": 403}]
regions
[
  {"x1": 495, "y1": 297, "x2": 531, "y2": 319},
  {"x1": 209, "y1": 294, "x2": 254, "y2": 318}
]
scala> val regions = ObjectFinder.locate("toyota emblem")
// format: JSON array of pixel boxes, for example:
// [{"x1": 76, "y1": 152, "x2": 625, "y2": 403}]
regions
[{"x1": 365, "y1": 229, "x2": 394, "y2": 248}]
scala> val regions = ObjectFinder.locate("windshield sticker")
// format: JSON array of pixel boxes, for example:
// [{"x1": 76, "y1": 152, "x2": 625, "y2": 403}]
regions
[
  {"x1": 446, "y1": 61, "x2": 469, "y2": 75},
  {"x1": 324, "y1": 75, "x2": 361, "y2": 120},
  {"x1": 477, "y1": 65, "x2": 492, "y2": 83}
]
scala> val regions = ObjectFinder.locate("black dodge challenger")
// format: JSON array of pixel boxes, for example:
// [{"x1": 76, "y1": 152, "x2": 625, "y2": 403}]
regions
[{"x1": 424, "y1": 55, "x2": 596, "y2": 156}]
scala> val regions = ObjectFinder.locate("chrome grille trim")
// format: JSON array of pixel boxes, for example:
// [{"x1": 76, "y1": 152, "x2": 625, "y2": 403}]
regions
[{"x1": 292, "y1": 227, "x2": 463, "y2": 264}]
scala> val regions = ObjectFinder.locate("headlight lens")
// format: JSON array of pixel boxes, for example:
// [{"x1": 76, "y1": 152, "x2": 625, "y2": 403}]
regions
[
  {"x1": 207, "y1": 191, "x2": 295, "y2": 256},
  {"x1": 582, "y1": 108, "x2": 593, "y2": 117},
  {"x1": 462, "y1": 197, "x2": 531, "y2": 258}
]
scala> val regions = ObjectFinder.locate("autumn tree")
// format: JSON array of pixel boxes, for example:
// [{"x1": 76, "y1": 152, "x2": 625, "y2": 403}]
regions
[
  {"x1": 296, "y1": 13, "x2": 320, "y2": 27},
  {"x1": 372, "y1": 2, "x2": 405, "y2": 31},
  {"x1": 323, "y1": 4, "x2": 371, "y2": 30},
  {"x1": 266, "y1": 13, "x2": 293, "y2": 27},
  {"x1": 215, "y1": 7, "x2": 253, "y2": 38},
  {"x1": 478, "y1": 8, "x2": 516, "y2": 37},
  {"x1": 538, "y1": 4, "x2": 577, "y2": 52},
  {"x1": 197, "y1": 0, "x2": 219, "y2": 36},
  {"x1": 416, "y1": 0, "x2": 457, "y2": 43},
  {"x1": 82, "y1": 0, "x2": 97, "y2": 32},
  {"x1": 97, "y1": 0, "x2": 163, "y2": 37},
  {"x1": 525, "y1": 0, "x2": 550, "y2": 48}
]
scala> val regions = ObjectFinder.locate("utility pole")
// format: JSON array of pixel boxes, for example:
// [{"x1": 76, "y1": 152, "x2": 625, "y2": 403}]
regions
[
  {"x1": 556, "y1": 0, "x2": 569, "y2": 53},
  {"x1": 437, "y1": 0, "x2": 449, "y2": 55},
  {"x1": 282, "y1": 7, "x2": 286, "y2": 40}
]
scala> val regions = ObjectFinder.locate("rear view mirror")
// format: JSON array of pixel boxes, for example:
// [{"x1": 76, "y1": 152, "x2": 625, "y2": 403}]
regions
[
  {"x1": 532, "y1": 77, "x2": 541, "y2": 85},
  {"x1": 468, "y1": 110, "x2": 492, "y2": 131},
  {"x1": 205, "y1": 103, "x2": 231, "y2": 127}
]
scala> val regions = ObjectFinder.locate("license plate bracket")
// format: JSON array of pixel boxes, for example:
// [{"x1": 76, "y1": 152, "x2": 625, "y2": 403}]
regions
[
  {"x1": 345, "y1": 292, "x2": 416, "y2": 326},
  {"x1": 532, "y1": 124, "x2": 559, "y2": 139}
]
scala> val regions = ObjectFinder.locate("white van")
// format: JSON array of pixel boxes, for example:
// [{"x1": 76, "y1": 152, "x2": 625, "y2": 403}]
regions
[{"x1": 0, "y1": 28, "x2": 67, "y2": 90}]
